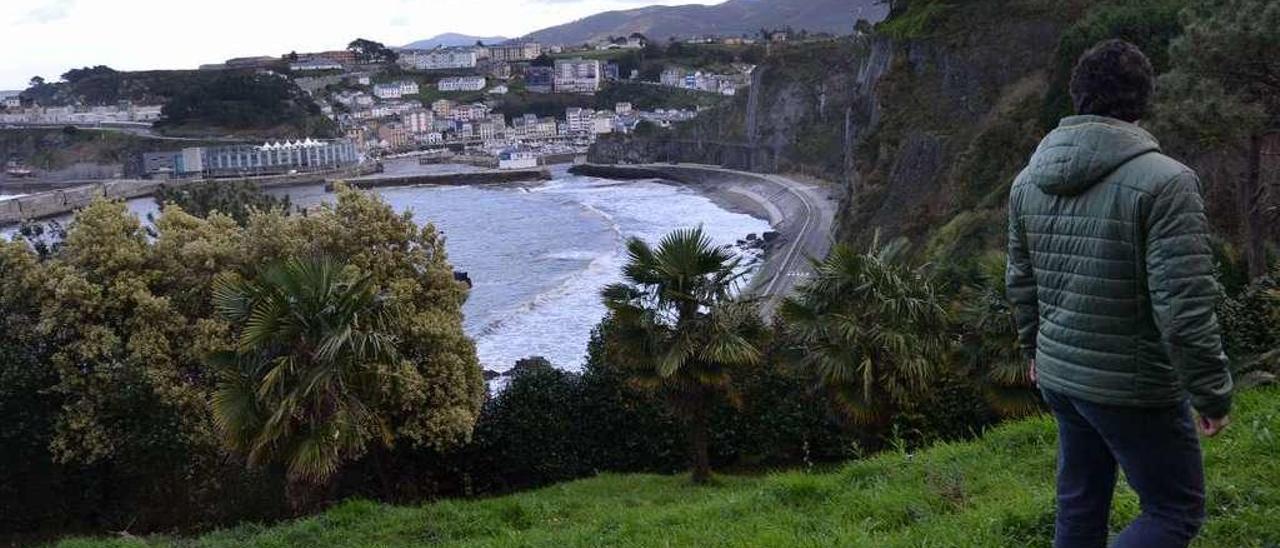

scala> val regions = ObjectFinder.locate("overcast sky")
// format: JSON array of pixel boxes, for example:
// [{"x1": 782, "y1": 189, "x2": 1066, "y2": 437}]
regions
[{"x1": 1, "y1": 0, "x2": 717, "y2": 90}]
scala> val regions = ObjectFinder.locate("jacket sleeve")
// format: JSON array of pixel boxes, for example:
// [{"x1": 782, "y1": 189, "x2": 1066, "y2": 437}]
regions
[
  {"x1": 1006, "y1": 187, "x2": 1039, "y2": 360},
  {"x1": 1145, "y1": 171, "x2": 1233, "y2": 419}
]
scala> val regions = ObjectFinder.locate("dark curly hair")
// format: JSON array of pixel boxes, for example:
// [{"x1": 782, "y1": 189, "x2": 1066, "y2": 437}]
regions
[{"x1": 1069, "y1": 39, "x2": 1155, "y2": 122}]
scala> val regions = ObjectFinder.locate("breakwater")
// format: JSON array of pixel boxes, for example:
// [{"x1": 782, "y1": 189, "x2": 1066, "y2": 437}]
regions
[{"x1": 339, "y1": 168, "x2": 552, "y2": 191}]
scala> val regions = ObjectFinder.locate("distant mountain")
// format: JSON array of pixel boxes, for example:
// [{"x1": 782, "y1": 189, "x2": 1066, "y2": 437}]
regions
[
  {"x1": 522, "y1": 0, "x2": 890, "y2": 46},
  {"x1": 401, "y1": 33, "x2": 510, "y2": 50}
]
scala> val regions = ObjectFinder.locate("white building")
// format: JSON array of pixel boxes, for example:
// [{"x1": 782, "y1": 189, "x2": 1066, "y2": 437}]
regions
[
  {"x1": 615, "y1": 102, "x2": 633, "y2": 115},
  {"x1": 511, "y1": 114, "x2": 558, "y2": 140},
  {"x1": 555, "y1": 59, "x2": 602, "y2": 94},
  {"x1": 437, "y1": 76, "x2": 487, "y2": 92},
  {"x1": 660, "y1": 68, "x2": 685, "y2": 88},
  {"x1": 447, "y1": 103, "x2": 491, "y2": 122},
  {"x1": 565, "y1": 107, "x2": 595, "y2": 135},
  {"x1": 477, "y1": 120, "x2": 504, "y2": 140},
  {"x1": 373, "y1": 81, "x2": 420, "y2": 99},
  {"x1": 130, "y1": 105, "x2": 163, "y2": 122},
  {"x1": 431, "y1": 99, "x2": 455, "y2": 117},
  {"x1": 487, "y1": 85, "x2": 509, "y2": 95},
  {"x1": 378, "y1": 102, "x2": 419, "y2": 117},
  {"x1": 403, "y1": 109, "x2": 435, "y2": 134},
  {"x1": 499, "y1": 149, "x2": 538, "y2": 170},
  {"x1": 194, "y1": 139, "x2": 359, "y2": 177},
  {"x1": 2, "y1": 95, "x2": 21, "y2": 109},
  {"x1": 399, "y1": 48, "x2": 479, "y2": 71},
  {"x1": 592, "y1": 112, "x2": 615, "y2": 135}
]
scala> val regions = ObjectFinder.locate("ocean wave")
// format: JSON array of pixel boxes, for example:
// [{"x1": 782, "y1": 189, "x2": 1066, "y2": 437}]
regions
[
  {"x1": 468, "y1": 175, "x2": 773, "y2": 371},
  {"x1": 474, "y1": 243, "x2": 622, "y2": 340},
  {"x1": 540, "y1": 250, "x2": 608, "y2": 262}
]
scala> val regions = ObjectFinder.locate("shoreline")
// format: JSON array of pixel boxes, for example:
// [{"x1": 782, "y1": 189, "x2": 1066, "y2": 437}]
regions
[{"x1": 567, "y1": 163, "x2": 837, "y2": 316}]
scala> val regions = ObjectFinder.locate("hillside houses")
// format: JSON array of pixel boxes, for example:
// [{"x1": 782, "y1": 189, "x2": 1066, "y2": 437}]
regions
[
  {"x1": 0, "y1": 103, "x2": 163, "y2": 125},
  {"x1": 659, "y1": 67, "x2": 752, "y2": 96},
  {"x1": 398, "y1": 48, "x2": 479, "y2": 71},
  {"x1": 373, "y1": 81, "x2": 420, "y2": 99},
  {"x1": 438, "y1": 76, "x2": 487, "y2": 92},
  {"x1": 267, "y1": 39, "x2": 714, "y2": 157}
]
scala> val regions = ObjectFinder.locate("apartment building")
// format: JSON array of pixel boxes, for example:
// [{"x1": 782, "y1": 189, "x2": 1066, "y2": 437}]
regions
[
  {"x1": 373, "y1": 81, "x2": 420, "y2": 99},
  {"x1": 554, "y1": 58, "x2": 602, "y2": 94},
  {"x1": 488, "y1": 42, "x2": 542, "y2": 62},
  {"x1": 437, "y1": 76, "x2": 487, "y2": 92},
  {"x1": 399, "y1": 48, "x2": 479, "y2": 71},
  {"x1": 403, "y1": 109, "x2": 435, "y2": 134}
]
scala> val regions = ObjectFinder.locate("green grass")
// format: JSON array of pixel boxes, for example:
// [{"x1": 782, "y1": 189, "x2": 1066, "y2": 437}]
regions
[{"x1": 60, "y1": 387, "x2": 1280, "y2": 547}]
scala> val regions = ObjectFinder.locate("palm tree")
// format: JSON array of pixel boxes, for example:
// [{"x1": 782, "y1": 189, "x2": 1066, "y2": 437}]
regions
[
  {"x1": 209, "y1": 257, "x2": 407, "y2": 512},
  {"x1": 953, "y1": 252, "x2": 1040, "y2": 417},
  {"x1": 779, "y1": 236, "x2": 949, "y2": 428},
  {"x1": 601, "y1": 227, "x2": 762, "y2": 484}
]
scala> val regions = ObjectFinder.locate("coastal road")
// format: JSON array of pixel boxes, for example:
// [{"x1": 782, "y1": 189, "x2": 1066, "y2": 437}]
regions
[
  {"x1": 628, "y1": 163, "x2": 838, "y2": 318},
  {"x1": 751, "y1": 172, "x2": 836, "y2": 318}
]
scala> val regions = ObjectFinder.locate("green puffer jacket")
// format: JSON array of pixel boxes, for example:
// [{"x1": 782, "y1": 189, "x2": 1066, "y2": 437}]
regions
[{"x1": 1006, "y1": 115, "x2": 1233, "y2": 418}]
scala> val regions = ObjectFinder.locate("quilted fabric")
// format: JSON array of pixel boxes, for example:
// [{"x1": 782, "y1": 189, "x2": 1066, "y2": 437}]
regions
[{"x1": 1006, "y1": 115, "x2": 1233, "y2": 418}]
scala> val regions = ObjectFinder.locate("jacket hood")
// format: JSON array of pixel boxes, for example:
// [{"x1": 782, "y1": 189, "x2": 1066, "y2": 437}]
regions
[{"x1": 1023, "y1": 115, "x2": 1161, "y2": 196}]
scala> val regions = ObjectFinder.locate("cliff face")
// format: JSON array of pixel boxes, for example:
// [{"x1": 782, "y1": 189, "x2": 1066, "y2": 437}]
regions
[
  {"x1": 592, "y1": 2, "x2": 1080, "y2": 257},
  {"x1": 590, "y1": 38, "x2": 892, "y2": 176},
  {"x1": 592, "y1": 0, "x2": 1274, "y2": 268}
]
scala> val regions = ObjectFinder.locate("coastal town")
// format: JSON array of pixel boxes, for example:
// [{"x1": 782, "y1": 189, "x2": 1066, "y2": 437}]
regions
[{"x1": 1, "y1": 33, "x2": 766, "y2": 179}]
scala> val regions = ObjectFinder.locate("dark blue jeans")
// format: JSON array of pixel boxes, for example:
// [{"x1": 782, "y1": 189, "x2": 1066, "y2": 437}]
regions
[{"x1": 1041, "y1": 388, "x2": 1206, "y2": 548}]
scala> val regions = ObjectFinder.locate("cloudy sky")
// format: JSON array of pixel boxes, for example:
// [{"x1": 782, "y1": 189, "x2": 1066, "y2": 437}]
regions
[{"x1": 1, "y1": 0, "x2": 716, "y2": 89}]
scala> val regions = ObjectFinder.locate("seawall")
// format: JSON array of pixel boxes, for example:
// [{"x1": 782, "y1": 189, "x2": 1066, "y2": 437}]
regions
[
  {"x1": 0, "y1": 166, "x2": 371, "y2": 227},
  {"x1": 339, "y1": 168, "x2": 552, "y2": 191}
]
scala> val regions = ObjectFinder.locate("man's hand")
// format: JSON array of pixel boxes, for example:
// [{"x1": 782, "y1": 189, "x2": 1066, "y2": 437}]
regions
[
  {"x1": 1197, "y1": 414, "x2": 1230, "y2": 437},
  {"x1": 1029, "y1": 359, "x2": 1038, "y2": 386}
]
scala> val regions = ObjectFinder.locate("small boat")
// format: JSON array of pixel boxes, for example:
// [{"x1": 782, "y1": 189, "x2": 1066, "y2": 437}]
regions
[{"x1": 4, "y1": 158, "x2": 34, "y2": 178}]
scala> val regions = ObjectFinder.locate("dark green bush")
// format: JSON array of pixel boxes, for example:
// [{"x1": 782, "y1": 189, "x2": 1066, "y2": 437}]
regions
[
  {"x1": 154, "y1": 180, "x2": 292, "y2": 225},
  {"x1": 1220, "y1": 272, "x2": 1280, "y2": 359}
]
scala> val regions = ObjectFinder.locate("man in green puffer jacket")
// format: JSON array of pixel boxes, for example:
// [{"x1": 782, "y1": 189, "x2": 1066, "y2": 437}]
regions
[{"x1": 1007, "y1": 40, "x2": 1234, "y2": 548}]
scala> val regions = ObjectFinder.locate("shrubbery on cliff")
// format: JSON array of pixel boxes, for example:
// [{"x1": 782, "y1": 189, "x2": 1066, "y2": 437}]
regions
[
  {"x1": 0, "y1": 187, "x2": 484, "y2": 536},
  {"x1": 158, "y1": 73, "x2": 336, "y2": 138}
]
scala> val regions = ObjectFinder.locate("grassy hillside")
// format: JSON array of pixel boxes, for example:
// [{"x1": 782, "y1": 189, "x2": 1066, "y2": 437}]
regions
[{"x1": 60, "y1": 386, "x2": 1280, "y2": 547}]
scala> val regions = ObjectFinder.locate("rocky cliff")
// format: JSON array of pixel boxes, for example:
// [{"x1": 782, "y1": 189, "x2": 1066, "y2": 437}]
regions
[
  {"x1": 592, "y1": 1, "x2": 1079, "y2": 254},
  {"x1": 592, "y1": 0, "x2": 1276, "y2": 271}
]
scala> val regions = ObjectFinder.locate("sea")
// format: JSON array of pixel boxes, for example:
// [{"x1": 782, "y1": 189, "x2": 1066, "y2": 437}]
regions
[{"x1": 2, "y1": 168, "x2": 772, "y2": 372}]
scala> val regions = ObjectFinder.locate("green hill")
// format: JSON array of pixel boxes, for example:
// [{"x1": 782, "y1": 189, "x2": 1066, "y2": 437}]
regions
[{"x1": 59, "y1": 386, "x2": 1280, "y2": 547}]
